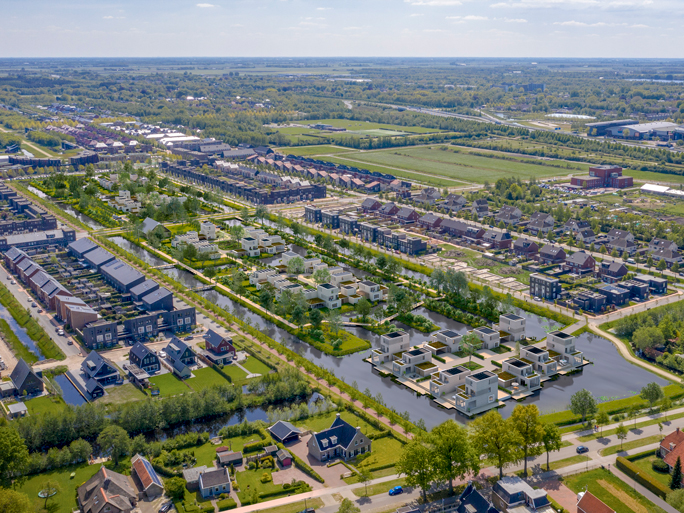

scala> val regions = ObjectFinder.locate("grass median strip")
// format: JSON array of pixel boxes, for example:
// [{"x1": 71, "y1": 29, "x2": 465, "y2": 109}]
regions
[
  {"x1": 599, "y1": 434, "x2": 662, "y2": 457},
  {"x1": 579, "y1": 412, "x2": 684, "y2": 442},
  {"x1": 352, "y1": 477, "x2": 406, "y2": 497}
]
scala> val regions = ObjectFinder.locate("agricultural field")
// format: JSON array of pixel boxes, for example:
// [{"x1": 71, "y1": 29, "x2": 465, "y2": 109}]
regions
[
  {"x1": 276, "y1": 145, "x2": 358, "y2": 157},
  {"x1": 318, "y1": 145, "x2": 585, "y2": 185}
]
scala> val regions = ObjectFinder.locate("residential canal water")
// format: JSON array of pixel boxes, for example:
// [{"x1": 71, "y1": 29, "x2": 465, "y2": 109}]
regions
[
  {"x1": 53, "y1": 374, "x2": 87, "y2": 407},
  {"x1": 0, "y1": 302, "x2": 46, "y2": 361},
  {"x1": 111, "y1": 236, "x2": 669, "y2": 427},
  {"x1": 27, "y1": 186, "x2": 106, "y2": 230}
]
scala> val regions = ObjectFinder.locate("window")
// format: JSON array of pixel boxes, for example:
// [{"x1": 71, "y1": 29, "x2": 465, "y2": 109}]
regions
[
  {"x1": 105, "y1": 333, "x2": 112, "y2": 341},
  {"x1": 146, "y1": 325, "x2": 153, "y2": 332},
  {"x1": 138, "y1": 327, "x2": 145, "y2": 334},
  {"x1": 96, "y1": 335, "x2": 103, "y2": 342},
  {"x1": 177, "y1": 319, "x2": 183, "y2": 325},
  {"x1": 185, "y1": 317, "x2": 192, "y2": 324}
]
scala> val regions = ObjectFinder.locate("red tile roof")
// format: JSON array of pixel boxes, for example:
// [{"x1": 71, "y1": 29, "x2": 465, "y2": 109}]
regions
[
  {"x1": 661, "y1": 428, "x2": 684, "y2": 453},
  {"x1": 577, "y1": 491, "x2": 614, "y2": 513},
  {"x1": 664, "y1": 443, "x2": 684, "y2": 469}
]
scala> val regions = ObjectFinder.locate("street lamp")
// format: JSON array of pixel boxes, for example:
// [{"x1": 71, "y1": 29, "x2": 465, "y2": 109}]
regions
[{"x1": 634, "y1": 472, "x2": 639, "y2": 491}]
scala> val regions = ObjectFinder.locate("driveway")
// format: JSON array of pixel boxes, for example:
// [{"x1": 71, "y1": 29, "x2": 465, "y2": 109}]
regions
[
  {"x1": 287, "y1": 435, "x2": 349, "y2": 487},
  {"x1": 271, "y1": 464, "x2": 325, "y2": 491}
]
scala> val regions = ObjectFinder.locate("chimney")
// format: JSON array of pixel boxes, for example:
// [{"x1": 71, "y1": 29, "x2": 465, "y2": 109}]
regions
[
  {"x1": 357, "y1": 426, "x2": 361, "y2": 431},
  {"x1": 336, "y1": 413, "x2": 340, "y2": 419}
]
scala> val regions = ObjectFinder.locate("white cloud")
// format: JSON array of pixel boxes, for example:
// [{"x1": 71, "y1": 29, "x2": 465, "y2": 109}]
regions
[
  {"x1": 410, "y1": 13, "x2": 424, "y2": 16},
  {"x1": 492, "y1": 0, "x2": 653, "y2": 7},
  {"x1": 196, "y1": 3, "x2": 216, "y2": 8},
  {"x1": 447, "y1": 15, "x2": 488, "y2": 20},
  {"x1": 344, "y1": 26, "x2": 362, "y2": 30},
  {"x1": 504, "y1": 17, "x2": 527, "y2": 22},
  {"x1": 103, "y1": 15, "x2": 114, "y2": 19},
  {"x1": 554, "y1": 20, "x2": 650, "y2": 27},
  {"x1": 406, "y1": 0, "x2": 463, "y2": 5},
  {"x1": 316, "y1": 7, "x2": 331, "y2": 10},
  {"x1": 423, "y1": 28, "x2": 447, "y2": 32}
]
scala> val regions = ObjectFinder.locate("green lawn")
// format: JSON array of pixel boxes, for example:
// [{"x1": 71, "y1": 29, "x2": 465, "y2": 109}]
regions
[
  {"x1": 236, "y1": 468, "x2": 291, "y2": 505},
  {"x1": 343, "y1": 466, "x2": 398, "y2": 484},
  {"x1": 186, "y1": 367, "x2": 232, "y2": 392},
  {"x1": 354, "y1": 437, "x2": 404, "y2": 471},
  {"x1": 17, "y1": 462, "x2": 107, "y2": 513},
  {"x1": 579, "y1": 412, "x2": 684, "y2": 442},
  {"x1": 241, "y1": 357, "x2": 272, "y2": 375},
  {"x1": 256, "y1": 498, "x2": 325, "y2": 513},
  {"x1": 276, "y1": 145, "x2": 358, "y2": 157},
  {"x1": 149, "y1": 373, "x2": 192, "y2": 397},
  {"x1": 539, "y1": 455, "x2": 589, "y2": 473},
  {"x1": 600, "y1": 435, "x2": 662, "y2": 456},
  {"x1": 173, "y1": 481, "x2": 214, "y2": 513},
  {"x1": 563, "y1": 468, "x2": 666, "y2": 513},
  {"x1": 24, "y1": 395, "x2": 66, "y2": 415},
  {"x1": 295, "y1": 411, "x2": 385, "y2": 438},
  {"x1": 624, "y1": 169, "x2": 684, "y2": 185},
  {"x1": 352, "y1": 477, "x2": 406, "y2": 497},
  {"x1": 219, "y1": 364, "x2": 249, "y2": 382},
  {"x1": 98, "y1": 383, "x2": 148, "y2": 404},
  {"x1": 628, "y1": 453, "x2": 672, "y2": 489},
  {"x1": 194, "y1": 434, "x2": 264, "y2": 467},
  {"x1": 320, "y1": 145, "x2": 577, "y2": 185},
  {"x1": 293, "y1": 119, "x2": 441, "y2": 134}
]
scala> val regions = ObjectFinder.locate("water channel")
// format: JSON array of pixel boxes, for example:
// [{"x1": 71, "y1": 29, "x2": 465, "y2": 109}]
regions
[
  {"x1": 28, "y1": 186, "x2": 106, "y2": 231},
  {"x1": 108, "y1": 236, "x2": 669, "y2": 427},
  {"x1": 0, "y1": 302, "x2": 46, "y2": 361}
]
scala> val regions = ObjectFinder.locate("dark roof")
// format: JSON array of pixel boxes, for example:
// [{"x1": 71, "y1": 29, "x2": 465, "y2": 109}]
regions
[
  {"x1": 200, "y1": 468, "x2": 231, "y2": 488},
  {"x1": 379, "y1": 202, "x2": 397, "y2": 214},
  {"x1": 217, "y1": 451, "x2": 243, "y2": 464},
  {"x1": 85, "y1": 378, "x2": 103, "y2": 394},
  {"x1": 539, "y1": 244, "x2": 564, "y2": 256},
  {"x1": 141, "y1": 217, "x2": 167, "y2": 234},
  {"x1": 130, "y1": 279, "x2": 159, "y2": 298},
  {"x1": 276, "y1": 449, "x2": 292, "y2": 462},
  {"x1": 419, "y1": 213, "x2": 441, "y2": 223},
  {"x1": 130, "y1": 342, "x2": 156, "y2": 362},
  {"x1": 10, "y1": 358, "x2": 39, "y2": 390},
  {"x1": 68, "y1": 237, "x2": 98, "y2": 256},
  {"x1": 361, "y1": 198, "x2": 381, "y2": 209},
  {"x1": 84, "y1": 247, "x2": 115, "y2": 267},
  {"x1": 4, "y1": 247, "x2": 27, "y2": 262},
  {"x1": 101, "y1": 259, "x2": 145, "y2": 288},
  {"x1": 31, "y1": 271, "x2": 51, "y2": 289},
  {"x1": 396, "y1": 207, "x2": 416, "y2": 218},
  {"x1": 484, "y1": 230, "x2": 511, "y2": 242},
  {"x1": 268, "y1": 420, "x2": 301, "y2": 441},
  {"x1": 82, "y1": 351, "x2": 116, "y2": 378},
  {"x1": 313, "y1": 415, "x2": 359, "y2": 451},
  {"x1": 165, "y1": 337, "x2": 193, "y2": 362},
  {"x1": 440, "y1": 329, "x2": 459, "y2": 338},
  {"x1": 608, "y1": 237, "x2": 636, "y2": 249},
  {"x1": 566, "y1": 251, "x2": 594, "y2": 266},
  {"x1": 141, "y1": 287, "x2": 173, "y2": 306},
  {"x1": 204, "y1": 329, "x2": 231, "y2": 348},
  {"x1": 513, "y1": 238, "x2": 538, "y2": 250},
  {"x1": 458, "y1": 483, "x2": 496, "y2": 513}
]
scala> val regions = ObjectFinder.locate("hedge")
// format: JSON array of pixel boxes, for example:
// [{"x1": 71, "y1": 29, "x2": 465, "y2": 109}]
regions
[
  {"x1": 616, "y1": 456, "x2": 670, "y2": 499},
  {"x1": 367, "y1": 462, "x2": 397, "y2": 472},
  {"x1": 217, "y1": 498, "x2": 237, "y2": 511},
  {"x1": 275, "y1": 441, "x2": 324, "y2": 483},
  {"x1": 243, "y1": 440, "x2": 266, "y2": 453}
]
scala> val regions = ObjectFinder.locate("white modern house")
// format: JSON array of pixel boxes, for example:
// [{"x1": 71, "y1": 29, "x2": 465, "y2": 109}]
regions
[
  {"x1": 426, "y1": 330, "x2": 462, "y2": 354},
  {"x1": 371, "y1": 331, "x2": 410, "y2": 364},
  {"x1": 496, "y1": 313, "x2": 526, "y2": 342},
  {"x1": 454, "y1": 371, "x2": 499, "y2": 415},
  {"x1": 520, "y1": 346, "x2": 558, "y2": 377},
  {"x1": 200, "y1": 222, "x2": 217, "y2": 240},
  {"x1": 249, "y1": 269, "x2": 278, "y2": 286},
  {"x1": 330, "y1": 269, "x2": 355, "y2": 287},
  {"x1": 392, "y1": 348, "x2": 436, "y2": 377},
  {"x1": 430, "y1": 365, "x2": 470, "y2": 397},
  {"x1": 473, "y1": 327, "x2": 500, "y2": 350},
  {"x1": 546, "y1": 331, "x2": 583, "y2": 370},
  {"x1": 500, "y1": 358, "x2": 541, "y2": 392},
  {"x1": 240, "y1": 236, "x2": 260, "y2": 257},
  {"x1": 306, "y1": 283, "x2": 341, "y2": 309},
  {"x1": 358, "y1": 280, "x2": 383, "y2": 302}
]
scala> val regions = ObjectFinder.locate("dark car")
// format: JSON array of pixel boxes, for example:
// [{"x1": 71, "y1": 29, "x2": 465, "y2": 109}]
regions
[
  {"x1": 389, "y1": 486, "x2": 403, "y2": 496},
  {"x1": 576, "y1": 446, "x2": 589, "y2": 454},
  {"x1": 159, "y1": 503, "x2": 172, "y2": 513}
]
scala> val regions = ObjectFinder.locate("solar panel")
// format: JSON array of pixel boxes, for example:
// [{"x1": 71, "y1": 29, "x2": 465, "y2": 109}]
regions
[{"x1": 142, "y1": 457, "x2": 163, "y2": 486}]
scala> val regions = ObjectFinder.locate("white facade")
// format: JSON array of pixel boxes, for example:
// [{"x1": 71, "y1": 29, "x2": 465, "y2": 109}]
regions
[{"x1": 200, "y1": 222, "x2": 217, "y2": 240}]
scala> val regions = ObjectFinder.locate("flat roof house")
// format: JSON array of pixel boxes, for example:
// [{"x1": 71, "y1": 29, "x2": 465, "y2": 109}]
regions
[
  {"x1": 492, "y1": 476, "x2": 554, "y2": 513},
  {"x1": 497, "y1": 313, "x2": 526, "y2": 342},
  {"x1": 473, "y1": 326, "x2": 500, "y2": 350},
  {"x1": 307, "y1": 413, "x2": 371, "y2": 462},
  {"x1": 454, "y1": 371, "x2": 499, "y2": 416},
  {"x1": 430, "y1": 365, "x2": 470, "y2": 398},
  {"x1": 598, "y1": 284, "x2": 630, "y2": 306},
  {"x1": 546, "y1": 331, "x2": 583, "y2": 370},
  {"x1": 392, "y1": 347, "x2": 435, "y2": 378},
  {"x1": 358, "y1": 280, "x2": 382, "y2": 302},
  {"x1": 427, "y1": 329, "x2": 462, "y2": 354},
  {"x1": 501, "y1": 358, "x2": 541, "y2": 392},
  {"x1": 530, "y1": 273, "x2": 561, "y2": 300},
  {"x1": 633, "y1": 274, "x2": 668, "y2": 295},
  {"x1": 371, "y1": 331, "x2": 410, "y2": 365},
  {"x1": 520, "y1": 345, "x2": 557, "y2": 377}
]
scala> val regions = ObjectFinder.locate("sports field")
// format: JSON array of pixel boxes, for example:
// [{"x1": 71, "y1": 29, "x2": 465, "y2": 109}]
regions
[{"x1": 316, "y1": 145, "x2": 582, "y2": 185}]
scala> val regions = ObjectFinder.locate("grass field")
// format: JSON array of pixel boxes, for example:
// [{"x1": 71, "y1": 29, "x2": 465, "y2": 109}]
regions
[
  {"x1": 564, "y1": 468, "x2": 665, "y2": 513},
  {"x1": 295, "y1": 411, "x2": 386, "y2": 438},
  {"x1": 17, "y1": 462, "x2": 106, "y2": 513},
  {"x1": 352, "y1": 477, "x2": 406, "y2": 497},
  {"x1": 186, "y1": 366, "x2": 231, "y2": 392},
  {"x1": 355, "y1": 437, "x2": 404, "y2": 471},
  {"x1": 277, "y1": 145, "x2": 357, "y2": 156},
  {"x1": 149, "y1": 373, "x2": 191, "y2": 397},
  {"x1": 236, "y1": 468, "x2": 294, "y2": 505},
  {"x1": 24, "y1": 395, "x2": 66, "y2": 415},
  {"x1": 600, "y1": 434, "x2": 662, "y2": 456},
  {"x1": 257, "y1": 498, "x2": 325, "y2": 513},
  {"x1": 220, "y1": 363, "x2": 249, "y2": 382},
  {"x1": 194, "y1": 434, "x2": 263, "y2": 467},
  {"x1": 98, "y1": 383, "x2": 148, "y2": 404},
  {"x1": 241, "y1": 357, "x2": 272, "y2": 375},
  {"x1": 624, "y1": 169, "x2": 684, "y2": 185},
  {"x1": 295, "y1": 119, "x2": 441, "y2": 134},
  {"x1": 628, "y1": 453, "x2": 672, "y2": 489}
]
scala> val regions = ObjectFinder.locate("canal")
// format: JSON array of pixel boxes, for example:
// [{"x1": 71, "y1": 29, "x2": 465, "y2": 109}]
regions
[
  {"x1": 110, "y1": 235, "x2": 670, "y2": 427},
  {"x1": 0, "y1": 301, "x2": 46, "y2": 361},
  {"x1": 28, "y1": 186, "x2": 106, "y2": 231}
]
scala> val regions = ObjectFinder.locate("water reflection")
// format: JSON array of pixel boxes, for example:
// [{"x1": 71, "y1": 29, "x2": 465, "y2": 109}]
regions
[
  {"x1": 53, "y1": 374, "x2": 87, "y2": 406},
  {"x1": 0, "y1": 302, "x2": 45, "y2": 361},
  {"x1": 27, "y1": 186, "x2": 105, "y2": 230}
]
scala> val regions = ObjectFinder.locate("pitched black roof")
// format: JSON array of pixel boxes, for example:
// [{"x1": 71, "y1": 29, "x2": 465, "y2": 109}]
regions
[
  {"x1": 130, "y1": 342, "x2": 156, "y2": 362},
  {"x1": 313, "y1": 415, "x2": 359, "y2": 451},
  {"x1": 10, "y1": 358, "x2": 39, "y2": 390},
  {"x1": 268, "y1": 420, "x2": 301, "y2": 441}
]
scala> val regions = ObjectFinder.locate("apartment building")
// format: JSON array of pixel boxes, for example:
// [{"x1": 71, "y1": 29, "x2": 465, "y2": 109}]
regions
[{"x1": 530, "y1": 274, "x2": 561, "y2": 300}]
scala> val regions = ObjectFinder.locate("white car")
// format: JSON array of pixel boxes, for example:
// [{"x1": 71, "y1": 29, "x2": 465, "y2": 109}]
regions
[
  {"x1": 159, "y1": 351, "x2": 167, "y2": 358},
  {"x1": 57, "y1": 329, "x2": 64, "y2": 336},
  {"x1": 534, "y1": 296, "x2": 541, "y2": 302}
]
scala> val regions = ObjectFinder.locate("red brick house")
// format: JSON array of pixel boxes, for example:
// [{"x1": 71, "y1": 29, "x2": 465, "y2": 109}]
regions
[
  {"x1": 513, "y1": 238, "x2": 539, "y2": 258},
  {"x1": 396, "y1": 207, "x2": 419, "y2": 224},
  {"x1": 418, "y1": 213, "x2": 443, "y2": 230},
  {"x1": 564, "y1": 251, "x2": 596, "y2": 275},
  {"x1": 203, "y1": 329, "x2": 236, "y2": 365},
  {"x1": 483, "y1": 230, "x2": 513, "y2": 250},
  {"x1": 660, "y1": 428, "x2": 684, "y2": 479},
  {"x1": 538, "y1": 245, "x2": 566, "y2": 265}
]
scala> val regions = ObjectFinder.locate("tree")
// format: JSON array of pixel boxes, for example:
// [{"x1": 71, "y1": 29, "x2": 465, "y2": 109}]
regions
[
  {"x1": 647, "y1": 255, "x2": 654, "y2": 268},
  {"x1": 39, "y1": 480, "x2": 61, "y2": 510},
  {"x1": 470, "y1": 410, "x2": 521, "y2": 479},
  {"x1": 375, "y1": 254, "x2": 387, "y2": 271},
  {"x1": 326, "y1": 309, "x2": 343, "y2": 337},
  {"x1": 337, "y1": 498, "x2": 360, "y2": 513},
  {"x1": 596, "y1": 410, "x2": 610, "y2": 437},
  {"x1": 628, "y1": 404, "x2": 640, "y2": 429},
  {"x1": 461, "y1": 332, "x2": 483, "y2": 364},
  {"x1": 541, "y1": 423, "x2": 562, "y2": 472},
  {"x1": 511, "y1": 405, "x2": 544, "y2": 477},
  {"x1": 259, "y1": 288, "x2": 274, "y2": 311},
  {"x1": 287, "y1": 256, "x2": 305, "y2": 275},
  {"x1": 356, "y1": 298, "x2": 372, "y2": 323},
  {"x1": 673, "y1": 456, "x2": 683, "y2": 490},
  {"x1": 667, "y1": 488, "x2": 684, "y2": 511},
  {"x1": 0, "y1": 426, "x2": 29, "y2": 484},
  {"x1": 229, "y1": 224, "x2": 245, "y2": 242},
  {"x1": 312, "y1": 268, "x2": 331, "y2": 285},
  {"x1": 640, "y1": 382, "x2": 665, "y2": 410},
  {"x1": 386, "y1": 257, "x2": 401, "y2": 276},
  {"x1": 0, "y1": 489, "x2": 32, "y2": 513},
  {"x1": 632, "y1": 326, "x2": 665, "y2": 351},
  {"x1": 673, "y1": 262, "x2": 681, "y2": 274},
  {"x1": 309, "y1": 308, "x2": 323, "y2": 329},
  {"x1": 615, "y1": 423, "x2": 628, "y2": 450},
  {"x1": 658, "y1": 259, "x2": 668, "y2": 272},
  {"x1": 255, "y1": 204, "x2": 268, "y2": 224},
  {"x1": 97, "y1": 425, "x2": 130, "y2": 466},
  {"x1": 204, "y1": 267, "x2": 217, "y2": 280},
  {"x1": 397, "y1": 438, "x2": 436, "y2": 501},
  {"x1": 165, "y1": 476, "x2": 187, "y2": 501},
  {"x1": 358, "y1": 467, "x2": 372, "y2": 497},
  {"x1": 569, "y1": 389, "x2": 598, "y2": 423},
  {"x1": 430, "y1": 420, "x2": 480, "y2": 496}
]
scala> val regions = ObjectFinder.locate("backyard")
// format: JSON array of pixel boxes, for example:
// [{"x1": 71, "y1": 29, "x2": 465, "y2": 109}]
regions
[
  {"x1": 186, "y1": 366, "x2": 233, "y2": 392},
  {"x1": 98, "y1": 383, "x2": 148, "y2": 404},
  {"x1": 295, "y1": 411, "x2": 386, "y2": 438},
  {"x1": 627, "y1": 451, "x2": 672, "y2": 490},
  {"x1": 563, "y1": 468, "x2": 666, "y2": 513},
  {"x1": 149, "y1": 373, "x2": 192, "y2": 397},
  {"x1": 242, "y1": 357, "x2": 272, "y2": 375},
  {"x1": 24, "y1": 395, "x2": 67, "y2": 416},
  {"x1": 194, "y1": 433, "x2": 264, "y2": 467}
]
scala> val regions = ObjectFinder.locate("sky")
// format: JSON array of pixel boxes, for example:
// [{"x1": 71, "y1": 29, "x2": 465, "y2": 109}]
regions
[{"x1": 2, "y1": 0, "x2": 683, "y2": 58}]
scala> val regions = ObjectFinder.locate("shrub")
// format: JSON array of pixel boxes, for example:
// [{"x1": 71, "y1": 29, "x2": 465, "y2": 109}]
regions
[
  {"x1": 616, "y1": 456, "x2": 670, "y2": 498},
  {"x1": 653, "y1": 458, "x2": 670, "y2": 473},
  {"x1": 217, "y1": 498, "x2": 237, "y2": 511},
  {"x1": 260, "y1": 472, "x2": 271, "y2": 483}
]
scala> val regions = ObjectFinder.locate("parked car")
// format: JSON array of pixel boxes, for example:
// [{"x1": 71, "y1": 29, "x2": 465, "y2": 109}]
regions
[
  {"x1": 5, "y1": 275, "x2": 10, "y2": 280},
  {"x1": 159, "y1": 503, "x2": 173, "y2": 513},
  {"x1": 10, "y1": 280, "x2": 15, "y2": 285},
  {"x1": 184, "y1": 336, "x2": 193, "y2": 341},
  {"x1": 389, "y1": 486, "x2": 403, "y2": 496},
  {"x1": 67, "y1": 340, "x2": 73, "y2": 345},
  {"x1": 31, "y1": 303, "x2": 37, "y2": 308},
  {"x1": 534, "y1": 297, "x2": 541, "y2": 302},
  {"x1": 37, "y1": 309, "x2": 43, "y2": 313},
  {"x1": 159, "y1": 351, "x2": 167, "y2": 358},
  {"x1": 57, "y1": 329, "x2": 64, "y2": 336},
  {"x1": 576, "y1": 446, "x2": 589, "y2": 454}
]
